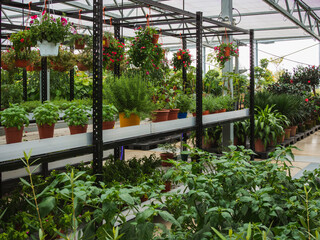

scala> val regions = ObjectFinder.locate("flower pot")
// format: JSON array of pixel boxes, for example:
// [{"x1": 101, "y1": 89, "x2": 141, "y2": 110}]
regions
[
  {"x1": 102, "y1": 121, "x2": 115, "y2": 130},
  {"x1": 224, "y1": 46, "x2": 231, "y2": 57},
  {"x1": 277, "y1": 134, "x2": 285, "y2": 143},
  {"x1": 234, "y1": 136, "x2": 245, "y2": 146},
  {"x1": 69, "y1": 125, "x2": 88, "y2": 135},
  {"x1": 202, "y1": 136, "x2": 214, "y2": 150},
  {"x1": 203, "y1": 110, "x2": 210, "y2": 115},
  {"x1": 37, "y1": 40, "x2": 60, "y2": 57},
  {"x1": 160, "y1": 152, "x2": 174, "y2": 167},
  {"x1": 290, "y1": 125, "x2": 298, "y2": 137},
  {"x1": 103, "y1": 37, "x2": 110, "y2": 48},
  {"x1": 168, "y1": 109, "x2": 180, "y2": 120},
  {"x1": 119, "y1": 113, "x2": 140, "y2": 127},
  {"x1": 152, "y1": 109, "x2": 170, "y2": 122},
  {"x1": 140, "y1": 194, "x2": 148, "y2": 203},
  {"x1": 284, "y1": 128, "x2": 291, "y2": 140},
  {"x1": 37, "y1": 123, "x2": 55, "y2": 139},
  {"x1": 161, "y1": 181, "x2": 172, "y2": 193},
  {"x1": 152, "y1": 34, "x2": 160, "y2": 44},
  {"x1": 177, "y1": 112, "x2": 188, "y2": 119},
  {"x1": 4, "y1": 126, "x2": 24, "y2": 144},
  {"x1": 15, "y1": 59, "x2": 30, "y2": 68},
  {"x1": 254, "y1": 138, "x2": 265, "y2": 152},
  {"x1": 180, "y1": 153, "x2": 189, "y2": 161},
  {"x1": 75, "y1": 38, "x2": 85, "y2": 49},
  {"x1": 77, "y1": 62, "x2": 89, "y2": 71}
]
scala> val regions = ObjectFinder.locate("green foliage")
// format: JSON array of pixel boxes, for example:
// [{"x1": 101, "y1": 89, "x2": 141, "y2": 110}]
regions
[
  {"x1": 293, "y1": 65, "x2": 320, "y2": 96},
  {"x1": 1, "y1": 83, "x2": 23, "y2": 108},
  {"x1": 105, "y1": 74, "x2": 153, "y2": 118},
  {"x1": 203, "y1": 69, "x2": 223, "y2": 96},
  {"x1": 49, "y1": 48, "x2": 76, "y2": 71},
  {"x1": 267, "y1": 81, "x2": 311, "y2": 96},
  {"x1": 9, "y1": 30, "x2": 33, "y2": 52},
  {"x1": 1, "y1": 49, "x2": 16, "y2": 71},
  {"x1": 159, "y1": 142, "x2": 178, "y2": 155},
  {"x1": 102, "y1": 34, "x2": 126, "y2": 70},
  {"x1": 102, "y1": 104, "x2": 118, "y2": 122},
  {"x1": 29, "y1": 13, "x2": 71, "y2": 44},
  {"x1": 254, "y1": 58, "x2": 275, "y2": 89},
  {"x1": 63, "y1": 103, "x2": 91, "y2": 126},
  {"x1": 0, "y1": 104, "x2": 29, "y2": 129},
  {"x1": 221, "y1": 72, "x2": 248, "y2": 102},
  {"x1": 76, "y1": 49, "x2": 93, "y2": 71},
  {"x1": 172, "y1": 49, "x2": 192, "y2": 70},
  {"x1": 175, "y1": 94, "x2": 192, "y2": 113},
  {"x1": 33, "y1": 102, "x2": 60, "y2": 126}
]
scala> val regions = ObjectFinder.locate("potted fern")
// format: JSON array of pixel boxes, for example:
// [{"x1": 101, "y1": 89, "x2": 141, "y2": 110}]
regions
[
  {"x1": 63, "y1": 103, "x2": 91, "y2": 134},
  {"x1": 102, "y1": 104, "x2": 118, "y2": 130},
  {"x1": 33, "y1": 102, "x2": 60, "y2": 139},
  {"x1": 106, "y1": 74, "x2": 152, "y2": 127},
  {"x1": 0, "y1": 104, "x2": 29, "y2": 144}
]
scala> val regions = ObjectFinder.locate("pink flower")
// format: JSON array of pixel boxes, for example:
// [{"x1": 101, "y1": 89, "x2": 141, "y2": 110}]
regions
[
  {"x1": 146, "y1": 71, "x2": 149, "y2": 75},
  {"x1": 61, "y1": 17, "x2": 67, "y2": 26},
  {"x1": 308, "y1": 80, "x2": 311, "y2": 83},
  {"x1": 290, "y1": 80, "x2": 293, "y2": 83},
  {"x1": 42, "y1": 10, "x2": 46, "y2": 15},
  {"x1": 141, "y1": 46, "x2": 146, "y2": 49},
  {"x1": 305, "y1": 98, "x2": 309, "y2": 102},
  {"x1": 31, "y1": 15, "x2": 37, "y2": 20},
  {"x1": 30, "y1": 20, "x2": 34, "y2": 24}
]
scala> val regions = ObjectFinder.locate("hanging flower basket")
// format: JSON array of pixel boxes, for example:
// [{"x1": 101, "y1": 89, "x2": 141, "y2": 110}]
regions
[
  {"x1": 26, "y1": 64, "x2": 41, "y2": 71},
  {"x1": 214, "y1": 42, "x2": 239, "y2": 68},
  {"x1": 152, "y1": 34, "x2": 160, "y2": 44},
  {"x1": 15, "y1": 59, "x2": 31, "y2": 68},
  {"x1": 77, "y1": 62, "x2": 89, "y2": 71},
  {"x1": 103, "y1": 36, "x2": 110, "y2": 48},
  {"x1": 172, "y1": 49, "x2": 192, "y2": 70},
  {"x1": 1, "y1": 61, "x2": 11, "y2": 71},
  {"x1": 38, "y1": 40, "x2": 60, "y2": 57},
  {"x1": 74, "y1": 38, "x2": 85, "y2": 49}
]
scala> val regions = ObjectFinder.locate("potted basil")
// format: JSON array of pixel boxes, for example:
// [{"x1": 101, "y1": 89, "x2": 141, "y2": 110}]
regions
[
  {"x1": 33, "y1": 102, "x2": 60, "y2": 139},
  {"x1": 63, "y1": 103, "x2": 91, "y2": 134},
  {"x1": 102, "y1": 104, "x2": 118, "y2": 130},
  {"x1": 0, "y1": 104, "x2": 29, "y2": 144},
  {"x1": 176, "y1": 93, "x2": 192, "y2": 119}
]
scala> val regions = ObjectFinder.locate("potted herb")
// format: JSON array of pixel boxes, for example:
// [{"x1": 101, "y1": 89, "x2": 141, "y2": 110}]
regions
[
  {"x1": 106, "y1": 74, "x2": 152, "y2": 127},
  {"x1": 0, "y1": 104, "x2": 29, "y2": 144},
  {"x1": 159, "y1": 142, "x2": 178, "y2": 167},
  {"x1": 76, "y1": 49, "x2": 93, "y2": 71},
  {"x1": 102, "y1": 104, "x2": 118, "y2": 130},
  {"x1": 102, "y1": 35, "x2": 125, "y2": 71},
  {"x1": 151, "y1": 99, "x2": 169, "y2": 122},
  {"x1": 172, "y1": 49, "x2": 192, "y2": 70},
  {"x1": 29, "y1": 13, "x2": 71, "y2": 56},
  {"x1": 176, "y1": 93, "x2": 191, "y2": 119},
  {"x1": 33, "y1": 102, "x2": 60, "y2": 139},
  {"x1": 214, "y1": 42, "x2": 239, "y2": 68},
  {"x1": 165, "y1": 96, "x2": 180, "y2": 120},
  {"x1": 1, "y1": 49, "x2": 16, "y2": 71},
  {"x1": 49, "y1": 49, "x2": 76, "y2": 72},
  {"x1": 63, "y1": 103, "x2": 91, "y2": 134}
]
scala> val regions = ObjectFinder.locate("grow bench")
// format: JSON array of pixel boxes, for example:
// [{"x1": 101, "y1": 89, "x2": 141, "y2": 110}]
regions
[{"x1": 255, "y1": 125, "x2": 320, "y2": 159}]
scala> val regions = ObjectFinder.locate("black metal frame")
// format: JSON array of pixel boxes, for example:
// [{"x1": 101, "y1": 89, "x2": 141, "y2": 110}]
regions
[
  {"x1": 41, "y1": 57, "x2": 48, "y2": 103},
  {"x1": 249, "y1": 29, "x2": 255, "y2": 159},
  {"x1": 23, "y1": 69, "x2": 27, "y2": 101}
]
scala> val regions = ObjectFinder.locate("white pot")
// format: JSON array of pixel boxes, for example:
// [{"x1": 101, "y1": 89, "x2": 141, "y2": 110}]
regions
[{"x1": 37, "y1": 40, "x2": 60, "y2": 56}]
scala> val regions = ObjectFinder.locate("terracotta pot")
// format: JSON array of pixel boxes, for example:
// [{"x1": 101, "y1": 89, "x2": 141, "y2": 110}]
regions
[
  {"x1": 290, "y1": 125, "x2": 298, "y2": 137},
  {"x1": 284, "y1": 128, "x2": 291, "y2": 139},
  {"x1": 168, "y1": 109, "x2": 180, "y2": 120},
  {"x1": 277, "y1": 134, "x2": 285, "y2": 143},
  {"x1": 69, "y1": 125, "x2": 88, "y2": 135},
  {"x1": 234, "y1": 136, "x2": 245, "y2": 146},
  {"x1": 152, "y1": 109, "x2": 170, "y2": 122},
  {"x1": 37, "y1": 123, "x2": 55, "y2": 139},
  {"x1": 160, "y1": 152, "x2": 174, "y2": 167},
  {"x1": 77, "y1": 62, "x2": 89, "y2": 71},
  {"x1": 254, "y1": 139, "x2": 265, "y2": 152},
  {"x1": 220, "y1": 109, "x2": 227, "y2": 113},
  {"x1": 15, "y1": 59, "x2": 30, "y2": 68},
  {"x1": 75, "y1": 38, "x2": 85, "y2": 49},
  {"x1": 164, "y1": 181, "x2": 171, "y2": 192},
  {"x1": 225, "y1": 46, "x2": 230, "y2": 57},
  {"x1": 4, "y1": 126, "x2": 24, "y2": 144},
  {"x1": 103, "y1": 37, "x2": 110, "y2": 48},
  {"x1": 203, "y1": 110, "x2": 210, "y2": 115},
  {"x1": 202, "y1": 136, "x2": 214, "y2": 150},
  {"x1": 102, "y1": 121, "x2": 115, "y2": 130},
  {"x1": 152, "y1": 34, "x2": 160, "y2": 44},
  {"x1": 119, "y1": 113, "x2": 140, "y2": 127}
]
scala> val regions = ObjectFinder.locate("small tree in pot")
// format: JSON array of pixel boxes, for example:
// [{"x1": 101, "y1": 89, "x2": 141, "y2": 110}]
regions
[
  {"x1": 0, "y1": 104, "x2": 29, "y2": 144},
  {"x1": 102, "y1": 104, "x2": 118, "y2": 130},
  {"x1": 33, "y1": 102, "x2": 60, "y2": 139},
  {"x1": 63, "y1": 103, "x2": 91, "y2": 134}
]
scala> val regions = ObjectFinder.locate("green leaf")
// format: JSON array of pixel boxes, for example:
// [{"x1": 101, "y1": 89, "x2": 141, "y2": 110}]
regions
[
  {"x1": 158, "y1": 210, "x2": 181, "y2": 228},
  {"x1": 211, "y1": 227, "x2": 227, "y2": 240},
  {"x1": 119, "y1": 193, "x2": 134, "y2": 205},
  {"x1": 20, "y1": 178, "x2": 31, "y2": 187},
  {"x1": 38, "y1": 196, "x2": 56, "y2": 218}
]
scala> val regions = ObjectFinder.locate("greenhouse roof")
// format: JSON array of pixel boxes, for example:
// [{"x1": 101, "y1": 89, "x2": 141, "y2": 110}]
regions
[{"x1": 1, "y1": 0, "x2": 320, "y2": 48}]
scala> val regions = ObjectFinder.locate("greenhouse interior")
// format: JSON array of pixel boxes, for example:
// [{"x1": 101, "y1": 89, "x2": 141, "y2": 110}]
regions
[{"x1": 0, "y1": 0, "x2": 320, "y2": 239}]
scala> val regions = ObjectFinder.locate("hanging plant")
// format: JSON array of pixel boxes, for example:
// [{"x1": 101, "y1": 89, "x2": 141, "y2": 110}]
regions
[
  {"x1": 76, "y1": 49, "x2": 93, "y2": 71},
  {"x1": 172, "y1": 49, "x2": 192, "y2": 70},
  {"x1": 10, "y1": 30, "x2": 33, "y2": 51},
  {"x1": 127, "y1": 26, "x2": 165, "y2": 74},
  {"x1": 15, "y1": 49, "x2": 39, "y2": 68},
  {"x1": 1, "y1": 48, "x2": 16, "y2": 71},
  {"x1": 49, "y1": 48, "x2": 76, "y2": 72},
  {"x1": 26, "y1": 50, "x2": 42, "y2": 71},
  {"x1": 214, "y1": 42, "x2": 239, "y2": 68},
  {"x1": 102, "y1": 35, "x2": 125, "y2": 71}
]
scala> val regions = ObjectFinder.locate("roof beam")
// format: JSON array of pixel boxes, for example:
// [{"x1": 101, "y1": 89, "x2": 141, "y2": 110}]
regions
[{"x1": 262, "y1": 0, "x2": 320, "y2": 41}]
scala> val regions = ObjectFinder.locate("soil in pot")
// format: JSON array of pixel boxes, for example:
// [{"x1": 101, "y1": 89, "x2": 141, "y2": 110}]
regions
[
  {"x1": 102, "y1": 121, "x2": 115, "y2": 130},
  {"x1": 290, "y1": 126, "x2": 298, "y2": 137},
  {"x1": 5, "y1": 126, "x2": 24, "y2": 144},
  {"x1": 37, "y1": 124, "x2": 55, "y2": 139},
  {"x1": 69, "y1": 125, "x2": 88, "y2": 135},
  {"x1": 152, "y1": 110, "x2": 170, "y2": 122},
  {"x1": 119, "y1": 113, "x2": 140, "y2": 127},
  {"x1": 168, "y1": 109, "x2": 180, "y2": 120},
  {"x1": 284, "y1": 128, "x2": 291, "y2": 139},
  {"x1": 254, "y1": 139, "x2": 266, "y2": 152}
]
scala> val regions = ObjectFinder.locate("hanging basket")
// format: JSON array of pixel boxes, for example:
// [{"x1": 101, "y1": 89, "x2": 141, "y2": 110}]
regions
[
  {"x1": 1, "y1": 61, "x2": 12, "y2": 71},
  {"x1": 103, "y1": 37, "x2": 110, "y2": 48},
  {"x1": 152, "y1": 34, "x2": 160, "y2": 44},
  {"x1": 77, "y1": 62, "x2": 89, "y2": 71},
  {"x1": 26, "y1": 64, "x2": 41, "y2": 72},
  {"x1": 37, "y1": 40, "x2": 60, "y2": 56},
  {"x1": 224, "y1": 46, "x2": 231, "y2": 57},
  {"x1": 75, "y1": 38, "x2": 85, "y2": 49},
  {"x1": 15, "y1": 59, "x2": 31, "y2": 68}
]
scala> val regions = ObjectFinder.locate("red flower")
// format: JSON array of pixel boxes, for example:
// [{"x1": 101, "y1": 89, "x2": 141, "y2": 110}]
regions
[
  {"x1": 308, "y1": 80, "x2": 311, "y2": 83},
  {"x1": 20, "y1": 38, "x2": 25, "y2": 43},
  {"x1": 305, "y1": 98, "x2": 309, "y2": 102},
  {"x1": 290, "y1": 80, "x2": 293, "y2": 83},
  {"x1": 31, "y1": 15, "x2": 38, "y2": 19}
]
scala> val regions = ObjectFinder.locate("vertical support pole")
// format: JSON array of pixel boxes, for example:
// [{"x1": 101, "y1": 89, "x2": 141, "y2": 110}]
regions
[
  {"x1": 235, "y1": 40, "x2": 240, "y2": 110},
  {"x1": 23, "y1": 69, "x2": 27, "y2": 101},
  {"x1": 196, "y1": 11, "x2": 203, "y2": 149},
  {"x1": 255, "y1": 40, "x2": 259, "y2": 67},
  {"x1": 0, "y1": 3, "x2": 2, "y2": 114},
  {"x1": 70, "y1": 47, "x2": 75, "y2": 101},
  {"x1": 249, "y1": 30, "x2": 255, "y2": 159},
  {"x1": 41, "y1": 57, "x2": 48, "y2": 103},
  {"x1": 182, "y1": 37, "x2": 187, "y2": 93},
  {"x1": 92, "y1": 0, "x2": 103, "y2": 177},
  {"x1": 113, "y1": 19, "x2": 122, "y2": 160}
]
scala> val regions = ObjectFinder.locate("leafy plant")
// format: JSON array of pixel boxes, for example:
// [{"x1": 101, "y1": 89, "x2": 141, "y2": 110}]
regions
[
  {"x1": 9, "y1": 30, "x2": 33, "y2": 51},
  {"x1": 172, "y1": 49, "x2": 192, "y2": 70},
  {"x1": 63, "y1": 103, "x2": 91, "y2": 126},
  {"x1": 102, "y1": 104, "x2": 118, "y2": 122},
  {"x1": 49, "y1": 48, "x2": 76, "y2": 71},
  {"x1": 76, "y1": 49, "x2": 93, "y2": 71},
  {"x1": 0, "y1": 104, "x2": 29, "y2": 129},
  {"x1": 175, "y1": 93, "x2": 192, "y2": 113},
  {"x1": 33, "y1": 102, "x2": 60, "y2": 126},
  {"x1": 102, "y1": 34, "x2": 126, "y2": 70},
  {"x1": 159, "y1": 142, "x2": 178, "y2": 155},
  {"x1": 213, "y1": 42, "x2": 239, "y2": 68},
  {"x1": 1, "y1": 49, "x2": 16, "y2": 71},
  {"x1": 1, "y1": 83, "x2": 23, "y2": 108}
]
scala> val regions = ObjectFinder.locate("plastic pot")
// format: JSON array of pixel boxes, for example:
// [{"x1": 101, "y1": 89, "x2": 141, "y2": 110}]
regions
[
  {"x1": 37, "y1": 123, "x2": 55, "y2": 139},
  {"x1": 119, "y1": 113, "x2": 140, "y2": 127},
  {"x1": 69, "y1": 125, "x2": 88, "y2": 135},
  {"x1": 177, "y1": 112, "x2": 188, "y2": 119},
  {"x1": 38, "y1": 40, "x2": 60, "y2": 57},
  {"x1": 4, "y1": 126, "x2": 24, "y2": 144},
  {"x1": 152, "y1": 110, "x2": 170, "y2": 122}
]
